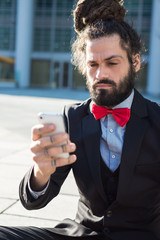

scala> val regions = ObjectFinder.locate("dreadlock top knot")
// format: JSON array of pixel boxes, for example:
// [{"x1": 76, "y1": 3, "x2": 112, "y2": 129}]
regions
[{"x1": 73, "y1": 0, "x2": 126, "y2": 34}]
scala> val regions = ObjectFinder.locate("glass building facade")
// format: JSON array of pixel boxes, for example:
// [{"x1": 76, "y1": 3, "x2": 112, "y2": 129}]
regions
[
  {"x1": 0, "y1": 0, "x2": 16, "y2": 85},
  {"x1": 0, "y1": 0, "x2": 155, "y2": 92},
  {"x1": 31, "y1": 0, "x2": 75, "y2": 88},
  {"x1": 124, "y1": 0, "x2": 152, "y2": 91}
]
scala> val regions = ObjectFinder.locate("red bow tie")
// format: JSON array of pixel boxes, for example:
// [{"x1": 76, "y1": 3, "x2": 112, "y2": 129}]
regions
[{"x1": 91, "y1": 104, "x2": 131, "y2": 127}]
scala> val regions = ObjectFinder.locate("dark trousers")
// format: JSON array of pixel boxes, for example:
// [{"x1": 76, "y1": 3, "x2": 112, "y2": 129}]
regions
[
  {"x1": 0, "y1": 226, "x2": 158, "y2": 240},
  {"x1": 0, "y1": 226, "x2": 106, "y2": 240}
]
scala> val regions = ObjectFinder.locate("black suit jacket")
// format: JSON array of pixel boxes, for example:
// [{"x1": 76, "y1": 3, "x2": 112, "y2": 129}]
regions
[{"x1": 19, "y1": 89, "x2": 160, "y2": 240}]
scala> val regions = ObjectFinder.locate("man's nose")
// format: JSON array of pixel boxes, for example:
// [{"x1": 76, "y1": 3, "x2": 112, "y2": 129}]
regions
[{"x1": 96, "y1": 66, "x2": 109, "y2": 80}]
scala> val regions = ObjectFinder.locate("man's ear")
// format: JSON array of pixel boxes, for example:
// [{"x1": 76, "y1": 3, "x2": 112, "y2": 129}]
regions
[{"x1": 132, "y1": 54, "x2": 141, "y2": 72}]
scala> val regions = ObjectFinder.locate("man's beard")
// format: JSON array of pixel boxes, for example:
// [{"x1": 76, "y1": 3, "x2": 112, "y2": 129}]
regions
[{"x1": 87, "y1": 65, "x2": 135, "y2": 108}]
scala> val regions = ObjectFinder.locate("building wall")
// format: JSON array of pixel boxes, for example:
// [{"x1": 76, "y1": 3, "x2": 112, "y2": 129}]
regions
[
  {"x1": 0, "y1": 0, "x2": 158, "y2": 95},
  {"x1": 31, "y1": 0, "x2": 74, "y2": 88},
  {"x1": 124, "y1": 0, "x2": 152, "y2": 91}
]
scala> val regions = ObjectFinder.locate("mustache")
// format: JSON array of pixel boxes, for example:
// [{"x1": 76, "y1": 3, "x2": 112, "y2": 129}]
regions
[{"x1": 93, "y1": 79, "x2": 116, "y2": 88}]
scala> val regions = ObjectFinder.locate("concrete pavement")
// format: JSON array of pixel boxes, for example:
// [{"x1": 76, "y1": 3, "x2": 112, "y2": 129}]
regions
[
  {"x1": 0, "y1": 88, "x2": 159, "y2": 228},
  {"x1": 0, "y1": 88, "x2": 89, "y2": 227}
]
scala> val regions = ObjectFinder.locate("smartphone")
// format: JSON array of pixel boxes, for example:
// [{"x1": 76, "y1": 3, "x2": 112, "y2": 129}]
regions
[{"x1": 38, "y1": 112, "x2": 69, "y2": 159}]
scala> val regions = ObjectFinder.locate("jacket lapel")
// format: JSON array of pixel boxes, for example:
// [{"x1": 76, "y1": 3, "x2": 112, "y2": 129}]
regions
[
  {"x1": 117, "y1": 90, "x2": 149, "y2": 200},
  {"x1": 82, "y1": 108, "x2": 107, "y2": 202}
]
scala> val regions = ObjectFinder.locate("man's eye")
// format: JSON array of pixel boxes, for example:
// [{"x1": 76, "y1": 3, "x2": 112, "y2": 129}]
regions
[
  {"x1": 109, "y1": 62, "x2": 118, "y2": 65},
  {"x1": 90, "y1": 64, "x2": 98, "y2": 67}
]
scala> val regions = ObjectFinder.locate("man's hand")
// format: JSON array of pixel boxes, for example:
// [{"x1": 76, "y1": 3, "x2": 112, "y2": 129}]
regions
[{"x1": 30, "y1": 123, "x2": 77, "y2": 191}]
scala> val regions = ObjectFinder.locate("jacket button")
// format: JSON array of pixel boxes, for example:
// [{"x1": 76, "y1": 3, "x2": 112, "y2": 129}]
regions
[{"x1": 106, "y1": 210, "x2": 112, "y2": 217}]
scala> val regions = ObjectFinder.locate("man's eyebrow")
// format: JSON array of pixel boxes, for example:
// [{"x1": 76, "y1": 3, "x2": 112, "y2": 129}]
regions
[
  {"x1": 87, "y1": 60, "x2": 98, "y2": 64},
  {"x1": 87, "y1": 55, "x2": 123, "y2": 63},
  {"x1": 104, "y1": 55, "x2": 123, "y2": 61}
]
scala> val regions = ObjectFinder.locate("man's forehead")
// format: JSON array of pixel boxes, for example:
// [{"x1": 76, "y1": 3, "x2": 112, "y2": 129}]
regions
[
  {"x1": 86, "y1": 35, "x2": 121, "y2": 48},
  {"x1": 86, "y1": 51, "x2": 121, "y2": 59},
  {"x1": 85, "y1": 35, "x2": 126, "y2": 61},
  {"x1": 86, "y1": 47, "x2": 124, "y2": 62}
]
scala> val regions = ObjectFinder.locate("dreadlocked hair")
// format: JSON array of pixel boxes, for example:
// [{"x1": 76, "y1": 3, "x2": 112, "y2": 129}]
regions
[
  {"x1": 73, "y1": 0, "x2": 126, "y2": 34},
  {"x1": 71, "y1": 0, "x2": 143, "y2": 76}
]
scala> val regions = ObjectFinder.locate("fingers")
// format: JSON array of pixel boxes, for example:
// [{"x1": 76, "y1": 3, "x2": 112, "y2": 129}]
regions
[
  {"x1": 30, "y1": 123, "x2": 77, "y2": 178},
  {"x1": 31, "y1": 141, "x2": 76, "y2": 158},
  {"x1": 35, "y1": 133, "x2": 69, "y2": 149},
  {"x1": 50, "y1": 155, "x2": 77, "y2": 168},
  {"x1": 47, "y1": 142, "x2": 76, "y2": 156},
  {"x1": 32, "y1": 151, "x2": 77, "y2": 170},
  {"x1": 31, "y1": 124, "x2": 56, "y2": 141}
]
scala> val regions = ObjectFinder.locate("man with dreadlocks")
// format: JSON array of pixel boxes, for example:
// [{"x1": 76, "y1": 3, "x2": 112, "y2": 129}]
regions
[{"x1": 0, "y1": 0, "x2": 160, "y2": 239}]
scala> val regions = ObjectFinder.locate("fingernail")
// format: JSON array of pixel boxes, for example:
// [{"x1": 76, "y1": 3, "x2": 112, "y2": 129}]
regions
[
  {"x1": 49, "y1": 124, "x2": 55, "y2": 129},
  {"x1": 70, "y1": 144, "x2": 76, "y2": 150},
  {"x1": 63, "y1": 134, "x2": 68, "y2": 139},
  {"x1": 71, "y1": 155, "x2": 77, "y2": 161}
]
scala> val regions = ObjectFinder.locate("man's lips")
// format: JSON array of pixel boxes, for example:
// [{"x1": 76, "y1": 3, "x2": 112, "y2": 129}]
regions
[
  {"x1": 93, "y1": 79, "x2": 116, "y2": 90},
  {"x1": 95, "y1": 83, "x2": 113, "y2": 89}
]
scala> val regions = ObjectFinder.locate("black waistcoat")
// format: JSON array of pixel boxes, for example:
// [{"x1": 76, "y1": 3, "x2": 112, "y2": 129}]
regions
[{"x1": 100, "y1": 158, "x2": 120, "y2": 205}]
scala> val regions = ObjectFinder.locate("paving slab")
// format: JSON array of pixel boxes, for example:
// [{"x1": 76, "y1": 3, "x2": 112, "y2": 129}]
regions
[
  {"x1": 5, "y1": 194, "x2": 78, "y2": 222},
  {"x1": 0, "y1": 163, "x2": 78, "y2": 198},
  {"x1": 0, "y1": 164, "x2": 30, "y2": 199},
  {"x1": 0, "y1": 149, "x2": 32, "y2": 166},
  {"x1": 0, "y1": 136, "x2": 28, "y2": 159},
  {"x1": 0, "y1": 214, "x2": 59, "y2": 227},
  {"x1": 0, "y1": 199, "x2": 17, "y2": 213}
]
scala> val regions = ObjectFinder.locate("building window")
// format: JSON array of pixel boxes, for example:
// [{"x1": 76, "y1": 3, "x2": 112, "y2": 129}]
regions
[
  {"x1": 32, "y1": 0, "x2": 74, "y2": 88},
  {"x1": 35, "y1": 0, "x2": 52, "y2": 17},
  {"x1": 72, "y1": 68, "x2": 86, "y2": 90},
  {"x1": 124, "y1": 0, "x2": 152, "y2": 91},
  {"x1": 33, "y1": 28, "x2": 51, "y2": 52},
  {"x1": 56, "y1": 0, "x2": 74, "y2": 17},
  {"x1": 31, "y1": 60, "x2": 50, "y2": 87},
  {"x1": 33, "y1": 0, "x2": 74, "y2": 52},
  {"x1": 54, "y1": 28, "x2": 72, "y2": 52},
  {"x1": 0, "y1": 0, "x2": 17, "y2": 50},
  {"x1": 0, "y1": 0, "x2": 16, "y2": 85},
  {"x1": 124, "y1": 0, "x2": 152, "y2": 49},
  {"x1": 0, "y1": 60, "x2": 14, "y2": 83}
]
